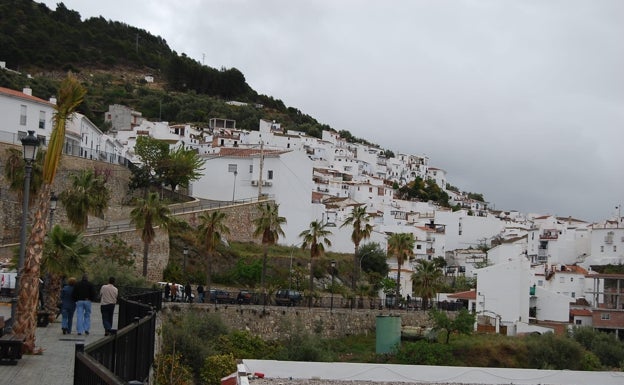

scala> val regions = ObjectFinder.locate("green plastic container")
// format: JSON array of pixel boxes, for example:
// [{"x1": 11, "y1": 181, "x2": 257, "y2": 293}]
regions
[{"x1": 376, "y1": 315, "x2": 401, "y2": 354}]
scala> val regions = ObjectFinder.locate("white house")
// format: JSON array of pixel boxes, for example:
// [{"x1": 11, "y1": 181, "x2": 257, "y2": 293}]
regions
[
  {"x1": 190, "y1": 147, "x2": 316, "y2": 245},
  {"x1": 475, "y1": 258, "x2": 531, "y2": 331},
  {"x1": 0, "y1": 86, "x2": 56, "y2": 145}
]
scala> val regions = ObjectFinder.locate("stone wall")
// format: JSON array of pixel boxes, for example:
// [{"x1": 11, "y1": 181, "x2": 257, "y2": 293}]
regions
[
  {"x1": 172, "y1": 200, "x2": 266, "y2": 243},
  {"x1": 0, "y1": 142, "x2": 134, "y2": 260},
  {"x1": 161, "y1": 304, "x2": 432, "y2": 340}
]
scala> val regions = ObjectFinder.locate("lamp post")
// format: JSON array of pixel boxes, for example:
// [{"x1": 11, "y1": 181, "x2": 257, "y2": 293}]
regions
[
  {"x1": 49, "y1": 192, "x2": 58, "y2": 229},
  {"x1": 330, "y1": 260, "x2": 336, "y2": 313},
  {"x1": 10, "y1": 130, "x2": 40, "y2": 329},
  {"x1": 183, "y1": 247, "x2": 189, "y2": 273}
]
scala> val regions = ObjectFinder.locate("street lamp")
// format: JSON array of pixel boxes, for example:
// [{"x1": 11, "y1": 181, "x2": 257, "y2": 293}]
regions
[
  {"x1": 11, "y1": 130, "x2": 40, "y2": 329},
  {"x1": 49, "y1": 191, "x2": 58, "y2": 229},
  {"x1": 330, "y1": 260, "x2": 336, "y2": 313}
]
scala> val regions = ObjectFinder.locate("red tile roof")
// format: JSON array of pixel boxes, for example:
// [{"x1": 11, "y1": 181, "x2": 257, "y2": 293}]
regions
[
  {"x1": 570, "y1": 309, "x2": 592, "y2": 317},
  {"x1": 0, "y1": 87, "x2": 52, "y2": 105},
  {"x1": 447, "y1": 290, "x2": 477, "y2": 300}
]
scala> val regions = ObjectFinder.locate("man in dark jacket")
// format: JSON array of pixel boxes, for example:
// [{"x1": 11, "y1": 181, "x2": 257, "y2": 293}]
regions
[{"x1": 72, "y1": 274, "x2": 96, "y2": 336}]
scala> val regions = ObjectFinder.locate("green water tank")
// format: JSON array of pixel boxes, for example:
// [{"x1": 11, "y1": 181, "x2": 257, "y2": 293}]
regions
[{"x1": 376, "y1": 315, "x2": 401, "y2": 354}]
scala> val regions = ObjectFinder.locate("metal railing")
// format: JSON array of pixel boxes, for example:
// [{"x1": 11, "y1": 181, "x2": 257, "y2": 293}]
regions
[{"x1": 73, "y1": 289, "x2": 160, "y2": 385}]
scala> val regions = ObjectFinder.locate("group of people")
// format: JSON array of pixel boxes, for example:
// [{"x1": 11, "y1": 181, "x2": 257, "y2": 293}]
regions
[
  {"x1": 59, "y1": 274, "x2": 118, "y2": 336},
  {"x1": 163, "y1": 282, "x2": 205, "y2": 303}
]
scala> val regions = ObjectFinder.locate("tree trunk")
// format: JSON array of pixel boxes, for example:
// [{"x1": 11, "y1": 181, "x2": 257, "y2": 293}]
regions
[
  {"x1": 261, "y1": 245, "x2": 268, "y2": 306},
  {"x1": 14, "y1": 183, "x2": 52, "y2": 353},
  {"x1": 308, "y1": 257, "x2": 314, "y2": 308},
  {"x1": 396, "y1": 263, "x2": 402, "y2": 307},
  {"x1": 142, "y1": 241, "x2": 149, "y2": 277},
  {"x1": 44, "y1": 272, "x2": 63, "y2": 319}
]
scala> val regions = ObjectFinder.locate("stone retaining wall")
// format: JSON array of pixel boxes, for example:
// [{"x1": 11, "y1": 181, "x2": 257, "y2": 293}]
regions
[{"x1": 162, "y1": 304, "x2": 432, "y2": 340}]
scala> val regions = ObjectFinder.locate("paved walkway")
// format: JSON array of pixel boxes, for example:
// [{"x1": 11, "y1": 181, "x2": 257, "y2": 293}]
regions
[{"x1": 0, "y1": 302, "x2": 117, "y2": 385}]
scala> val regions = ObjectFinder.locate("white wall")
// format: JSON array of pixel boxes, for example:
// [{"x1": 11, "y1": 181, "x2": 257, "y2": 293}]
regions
[
  {"x1": 476, "y1": 259, "x2": 531, "y2": 325},
  {"x1": 534, "y1": 287, "x2": 570, "y2": 322}
]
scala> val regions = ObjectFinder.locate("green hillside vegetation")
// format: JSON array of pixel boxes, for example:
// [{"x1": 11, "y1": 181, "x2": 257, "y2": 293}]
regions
[{"x1": 0, "y1": 0, "x2": 380, "y2": 148}]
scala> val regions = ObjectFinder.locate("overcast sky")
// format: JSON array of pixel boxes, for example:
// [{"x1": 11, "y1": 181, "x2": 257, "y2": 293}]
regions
[{"x1": 40, "y1": 0, "x2": 624, "y2": 222}]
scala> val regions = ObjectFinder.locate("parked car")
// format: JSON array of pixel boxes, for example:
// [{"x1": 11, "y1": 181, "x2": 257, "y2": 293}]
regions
[
  {"x1": 209, "y1": 289, "x2": 235, "y2": 304},
  {"x1": 236, "y1": 290, "x2": 259, "y2": 305},
  {"x1": 274, "y1": 289, "x2": 303, "y2": 306}
]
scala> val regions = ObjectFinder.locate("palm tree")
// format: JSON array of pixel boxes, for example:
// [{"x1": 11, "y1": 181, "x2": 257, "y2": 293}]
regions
[
  {"x1": 60, "y1": 169, "x2": 110, "y2": 231},
  {"x1": 14, "y1": 75, "x2": 85, "y2": 353},
  {"x1": 4, "y1": 147, "x2": 45, "y2": 204},
  {"x1": 387, "y1": 232, "x2": 415, "y2": 304},
  {"x1": 196, "y1": 211, "x2": 230, "y2": 295},
  {"x1": 130, "y1": 192, "x2": 172, "y2": 277},
  {"x1": 412, "y1": 259, "x2": 443, "y2": 311},
  {"x1": 41, "y1": 225, "x2": 91, "y2": 316},
  {"x1": 299, "y1": 220, "x2": 332, "y2": 307},
  {"x1": 252, "y1": 203, "x2": 286, "y2": 297},
  {"x1": 340, "y1": 205, "x2": 372, "y2": 290}
]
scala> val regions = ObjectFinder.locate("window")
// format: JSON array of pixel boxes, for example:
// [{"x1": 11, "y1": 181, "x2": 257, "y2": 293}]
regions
[
  {"x1": 601, "y1": 246, "x2": 604, "y2": 253},
  {"x1": 39, "y1": 111, "x2": 45, "y2": 129},
  {"x1": 416, "y1": 245, "x2": 422, "y2": 250},
  {"x1": 575, "y1": 319, "x2": 582, "y2": 325},
  {"x1": 601, "y1": 313, "x2": 610, "y2": 320},
  {"x1": 249, "y1": 165, "x2": 253, "y2": 173},
  {"x1": 570, "y1": 277, "x2": 574, "y2": 282},
  {"x1": 614, "y1": 246, "x2": 617, "y2": 252},
  {"x1": 571, "y1": 292, "x2": 575, "y2": 298},
  {"x1": 537, "y1": 280, "x2": 543, "y2": 286},
  {"x1": 20, "y1": 105, "x2": 27, "y2": 125},
  {"x1": 267, "y1": 170, "x2": 273, "y2": 180},
  {"x1": 559, "y1": 277, "x2": 565, "y2": 283}
]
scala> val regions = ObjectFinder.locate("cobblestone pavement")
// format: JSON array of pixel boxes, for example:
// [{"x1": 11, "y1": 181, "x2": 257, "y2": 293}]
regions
[{"x1": 0, "y1": 302, "x2": 114, "y2": 385}]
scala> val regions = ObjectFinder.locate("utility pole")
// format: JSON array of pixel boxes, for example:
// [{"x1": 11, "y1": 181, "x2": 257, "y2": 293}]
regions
[{"x1": 258, "y1": 141, "x2": 264, "y2": 198}]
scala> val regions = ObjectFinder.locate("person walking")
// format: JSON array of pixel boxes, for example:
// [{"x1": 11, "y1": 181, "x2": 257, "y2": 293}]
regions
[
  {"x1": 60, "y1": 277, "x2": 77, "y2": 335},
  {"x1": 184, "y1": 282, "x2": 192, "y2": 303},
  {"x1": 100, "y1": 276, "x2": 118, "y2": 336},
  {"x1": 72, "y1": 274, "x2": 96, "y2": 336},
  {"x1": 164, "y1": 282, "x2": 171, "y2": 301},
  {"x1": 197, "y1": 284, "x2": 204, "y2": 303},
  {"x1": 170, "y1": 282, "x2": 178, "y2": 302}
]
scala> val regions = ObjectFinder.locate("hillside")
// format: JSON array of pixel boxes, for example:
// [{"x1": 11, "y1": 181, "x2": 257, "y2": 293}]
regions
[{"x1": 1, "y1": 0, "x2": 383, "y2": 147}]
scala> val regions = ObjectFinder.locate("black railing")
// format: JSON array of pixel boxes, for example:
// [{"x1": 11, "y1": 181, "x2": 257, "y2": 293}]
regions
[{"x1": 73, "y1": 289, "x2": 160, "y2": 385}]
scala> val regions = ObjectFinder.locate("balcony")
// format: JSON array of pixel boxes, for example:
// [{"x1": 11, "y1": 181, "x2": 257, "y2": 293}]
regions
[
  {"x1": 540, "y1": 230, "x2": 558, "y2": 240},
  {"x1": 426, "y1": 248, "x2": 435, "y2": 255}
]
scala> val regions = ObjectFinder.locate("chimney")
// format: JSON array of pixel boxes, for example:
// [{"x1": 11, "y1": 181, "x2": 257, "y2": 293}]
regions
[
  {"x1": 23, "y1": 86, "x2": 32, "y2": 96},
  {"x1": 49, "y1": 96, "x2": 57, "y2": 105}
]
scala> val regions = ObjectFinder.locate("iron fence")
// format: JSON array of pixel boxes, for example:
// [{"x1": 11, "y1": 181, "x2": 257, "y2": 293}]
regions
[{"x1": 73, "y1": 289, "x2": 160, "y2": 385}]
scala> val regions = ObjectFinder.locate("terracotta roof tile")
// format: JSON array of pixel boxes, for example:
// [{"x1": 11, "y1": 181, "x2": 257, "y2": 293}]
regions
[
  {"x1": 0, "y1": 86, "x2": 53, "y2": 105},
  {"x1": 570, "y1": 309, "x2": 592, "y2": 317},
  {"x1": 447, "y1": 290, "x2": 477, "y2": 300}
]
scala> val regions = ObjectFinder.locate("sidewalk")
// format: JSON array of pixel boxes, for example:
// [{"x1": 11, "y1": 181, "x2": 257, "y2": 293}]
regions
[{"x1": 0, "y1": 302, "x2": 117, "y2": 385}]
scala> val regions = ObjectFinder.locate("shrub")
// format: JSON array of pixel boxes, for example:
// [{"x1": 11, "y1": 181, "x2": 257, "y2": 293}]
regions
[
  {"x1": 394, "y1": 340, "x2": 454, "y2": 365},
  {"x1": 526, "y1": 333, "x2": 585, "y2": 370},
  {"x1": 200, "y1": 354, "x2": 237, "y2": 385},
  {"x1": 571, "y1": 326, "x2": 624, "y2": 368},
  {"x1": 216, "y1": 330, "x2": 278, "y2": 359},
  {"x1": 153, "y1": 352, "x2": 193, "y2": 385},
  {"x1": 160, "y1": 311, "x2": 229, "y2": 378}
]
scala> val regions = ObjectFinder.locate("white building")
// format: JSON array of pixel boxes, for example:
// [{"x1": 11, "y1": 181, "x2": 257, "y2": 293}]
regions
[
  {"x1": 0, "y1": 86, "x2": 56, "y2": 145},
  {"x1": 191, "y1": 147, "x2": 317, "y2": 245}
]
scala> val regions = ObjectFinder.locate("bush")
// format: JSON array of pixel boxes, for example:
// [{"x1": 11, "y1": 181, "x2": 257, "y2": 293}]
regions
[
  {"x1": 200, "y1": 354, "x2": 237, "y2": 385},
  {"x1": 153, "y1": 352, "x2": 193, "y2": 385},
  {"x1": 526, "y1": 333, "x2": 585, "y2": 370},
  {"x1": 216, "y1": 330, "x2": 278, "y2": 359},
  {"x1": 571, "y1": 326, "x2": 624, "y2": 368},
  {"x1": 394, "y1": 340, "x2": 455, "y2": 365},
  {"x1": 160, "y1": 311, "x2": 229, "y2": 378}
]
